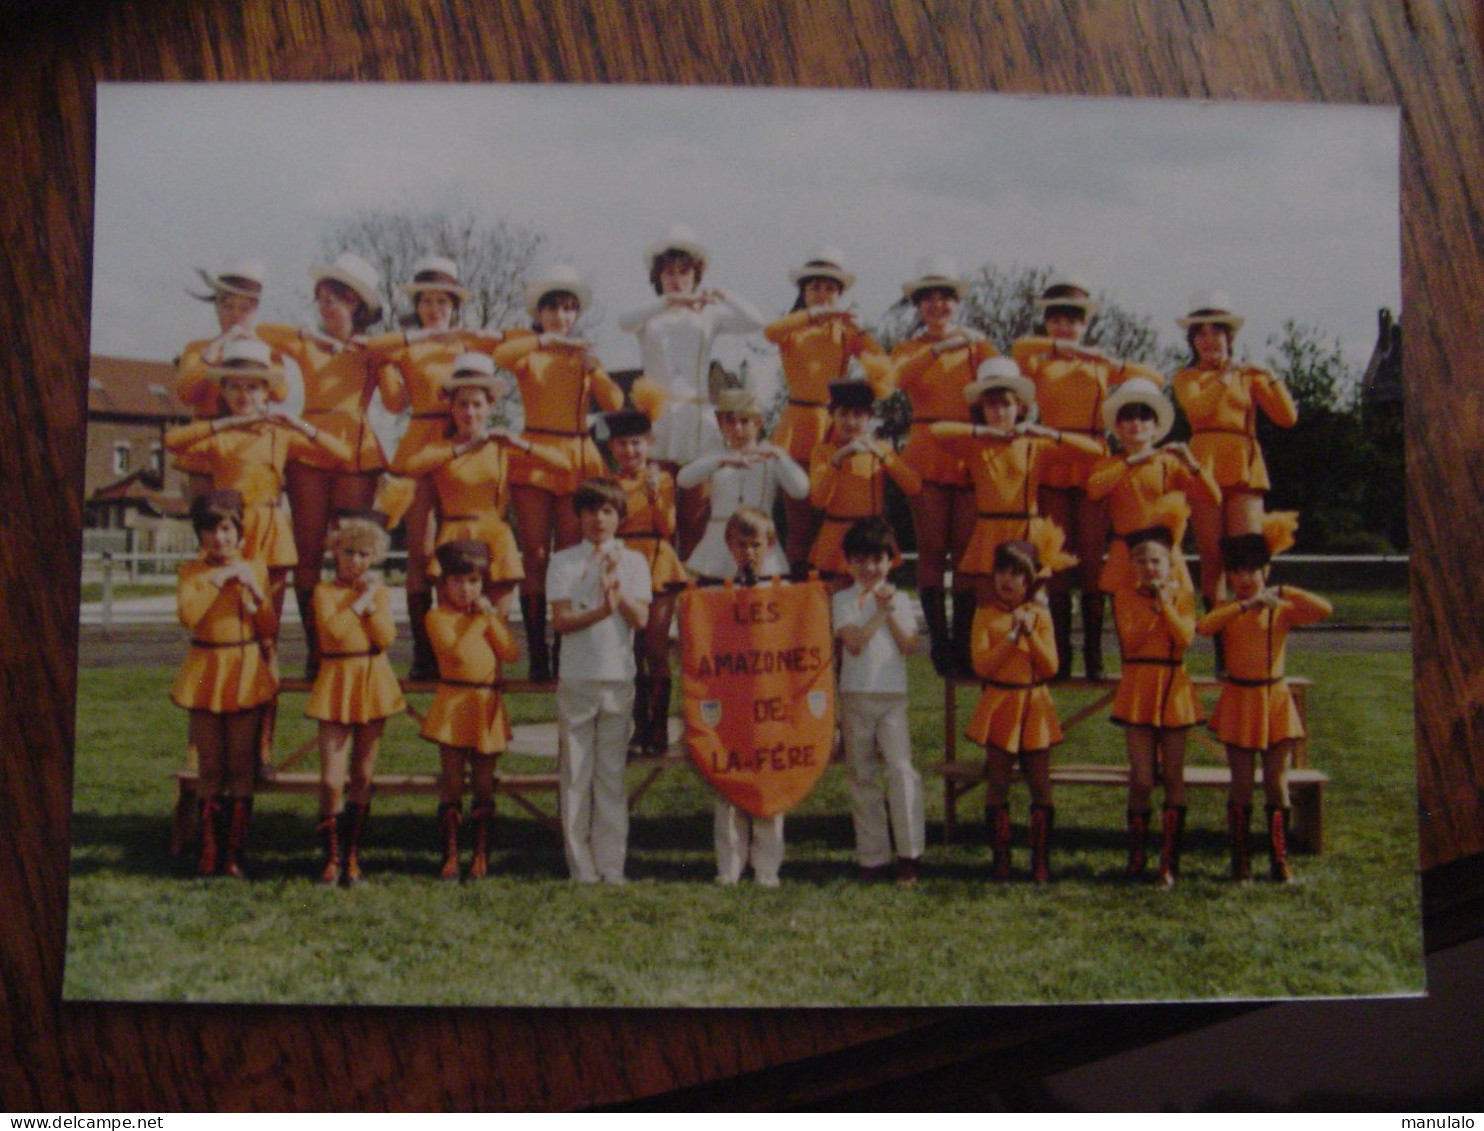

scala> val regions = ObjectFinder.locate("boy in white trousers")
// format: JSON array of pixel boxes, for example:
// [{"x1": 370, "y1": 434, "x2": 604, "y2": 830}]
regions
[
  {"x1": 832, "y1": 518, "x2": 926, "y2": 885},
  {"x1": 548, "y1": 478, "x2": 652, "y2": 883}
]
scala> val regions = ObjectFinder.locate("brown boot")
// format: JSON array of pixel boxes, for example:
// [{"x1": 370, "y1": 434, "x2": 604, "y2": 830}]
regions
[
  {"x1": 1080, "y1": 592, "x2": 1105, "y2": 680},
  {"x1": 297, "y1": 588, "x2": 321, "y2": 681},
  {"x1": 1030, "y1": 804, "x2": 1055, "y2": 885},
  {"x1": 406, "y1": 591, "x2": 438, "y2": 682},
  {"x1": 647, "y1": 677, "x2": 673, "y2": 755},
  {"x1": 522, "y1": 595, "x2": 551, "y2": 683},
  {"x1": 256, "y1": 697, "x2": 278, "y2": 785},
  {"x1": 468, "y1": 803, "x2": 493, "y2": 880},
  {"x1": 341, "y1": 801, "x2": 368, "y2": 886},
  {"x1": 921, "y1": 587, "x2": 950, "y2": 675},
  {"x1": 1228, "y1": 801, "x2": 1252, "y2": 881},
  {"x1": 1049, "y1": 591, "x2": 1073, "y2": 681},
  {"x1": 629, "y1": 675, "x2": 652, "y2": 758},
  {"x1": 317, "y1": 812, "x2": 342, "y2": 885},
  {"x1": 1125, "y1": 808, "x2": 1150, "y2": 878},
  {"x1": 950, "y1": 590, "x2": 977, "y2": 678},
  {"x1": 221, "y1": 796, "x2": 253, "y2": 879},
  {"x1": 1267, "y1": 804, "x2": 1292, "y2": 883},
  {"x1": 196, "y1": 796, "x2": 222, "y2": 877},
  {"x1": 1158, "y1": 805, "x2": 1187, "y2": 888},
  {"x1": 988, "y1": 804, "x2": 1012, "y2": 881},
  {"x1": 437, "y1": 802, "x2": 462, "y2": 881}
]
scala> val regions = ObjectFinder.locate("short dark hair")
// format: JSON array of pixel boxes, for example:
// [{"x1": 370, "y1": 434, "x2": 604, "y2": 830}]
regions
[
  {"x1": 189, "y1": 489, "x2": 244, "y2": 535},
  {"x1": 842, "y1": 517, "x2": 898, "y2": 562},
  {"x1": 316, "y1": 278, "x2": 380, "y2": 333},
  {"x1": 1186, "y1": 322, "x2": 1234, "y2": 365},
  {"x1": 573, "y1": 476, "x2": 628, "y2": 518},
  {"x1": 1115, "y1": 401, "x2": 1158, "y2": 423},
  {"x1": 649, "y1": 249, "x2": 705, "y2": 294},
  {"x1": 992, "y1": 539, "x2": 1039, "y2": 583}
]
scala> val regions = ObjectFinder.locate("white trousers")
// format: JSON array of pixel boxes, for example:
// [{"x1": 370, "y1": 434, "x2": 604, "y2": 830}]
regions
[
  {"x1": 841, "y1": 692, "x2": 925, "y2": 867},
  {"x1": 557, "y1": 680, "x2": 634, "y2": 883},
  {"x1": 713, "y1": 799, "x2": 785, "y2": 884}
]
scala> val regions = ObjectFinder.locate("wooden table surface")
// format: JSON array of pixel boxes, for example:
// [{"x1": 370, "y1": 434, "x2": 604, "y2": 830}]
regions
[{"x1": 2, "y1": 0, "x2": 1481, "y2": 1110}]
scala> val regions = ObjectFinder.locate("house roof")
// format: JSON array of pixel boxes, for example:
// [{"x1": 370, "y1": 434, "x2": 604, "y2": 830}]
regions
[
  {"x1": 88, "y1": 356, "x2": 189, "y2": 421},
  {"x1": 89, "y1": 470, "x2": 190, "y2": 518}
]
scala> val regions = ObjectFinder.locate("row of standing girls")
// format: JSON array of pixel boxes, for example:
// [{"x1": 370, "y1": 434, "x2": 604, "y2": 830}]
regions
[{"x1": 168, "y1": 228, "x2": 1326, "y2": 886}]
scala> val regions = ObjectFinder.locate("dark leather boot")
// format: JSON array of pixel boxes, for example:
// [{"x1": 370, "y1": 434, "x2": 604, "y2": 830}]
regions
[
  {"x1": 196, "y1": 795, "x2": 222, "y2": 877},
  {"x1": 1267, "y1": 804, "x2": 1292, "y2": 883},
  {"x1": 341, "y1": 801, "x2": 369, "y2": 885},
  {"x1": 1080, "y1": 591, "x2": 1106, "y2": 680},
  {"x1": 988, "y1": 804, "x2": 1012, "y2": 881},
  {"x1": 437, "y1": 802, "x2": 462, "y2": 881},
  {"x1": 1030, "y1": 804, "x2": 1055, "y2": 885},
  {"x1": 406, "y1": 591, "x2": 438, "y2": 682},
  {"x1": 521, "y1": 594, "x2": 551, "y2": 683},
  {"x1": 221, "y1": 796, "x2": 253, "y2": 879},
  {"x1": 468, "y1": 803, "x2": 494, "y2": 880},
  {"x1": 1125, "y1": 808, "x2": 1150, "y2": 877},
  {"x1": 1228, "y1": 801, "x2": 1252, "y2": 881},
  {"x1": 1158, "y1": 805, "x2": 1187, "y2": 887},
  {"x1": 317, "y1": 811, "x2": 341, "y2": 885},
  {"x1": 950, "y1": 589, "x2": 977, "y2": 678},
  {"x1": 297, "y1": 587, "x2": 320, "y2": 681},
  {"x1": 647, "y1": 677, "x2": 673, "y2": 755},
  {"x1": 1049, "y1": 591, "x2": 1073, "y2": 681},
  {"x1": 920, "y1": 587, "x2": 950, "y2": 675}
]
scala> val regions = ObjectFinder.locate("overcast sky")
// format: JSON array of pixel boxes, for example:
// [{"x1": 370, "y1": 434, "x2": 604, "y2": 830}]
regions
[{"x1": 91, "y1": 83, "x2": 1399, "y2": 388}]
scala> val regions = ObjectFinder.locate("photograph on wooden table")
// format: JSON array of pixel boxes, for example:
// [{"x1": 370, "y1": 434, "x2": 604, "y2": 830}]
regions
[{"x1": 69, "y1": 82, "x2": 1418, "y2": 1007}]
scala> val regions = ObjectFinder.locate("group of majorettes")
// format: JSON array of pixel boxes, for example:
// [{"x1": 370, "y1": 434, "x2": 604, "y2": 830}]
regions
[{"x1": 168, "y1": 228, "x2": 1328, "y2": 889}]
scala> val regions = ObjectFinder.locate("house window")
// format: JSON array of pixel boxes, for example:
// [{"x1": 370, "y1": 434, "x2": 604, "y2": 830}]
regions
[
  {"x1": 112, "y1": 442, "x2": 131, "y2": 477},
  {"x1": 149, "y1": 443, "x2": 164, "y2": 476}
]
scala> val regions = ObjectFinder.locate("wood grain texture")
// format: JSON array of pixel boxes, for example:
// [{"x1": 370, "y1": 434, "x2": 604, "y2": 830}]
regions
[{"x1": 1, "y1": 0, "x2": 1480, "y2": 1111}]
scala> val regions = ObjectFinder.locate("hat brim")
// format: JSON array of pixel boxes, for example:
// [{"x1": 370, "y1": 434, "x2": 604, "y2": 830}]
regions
[
  {"x1": 524, "y1": 281, "x2": 592, "y2": 319},
  {"x1": 1035, "y1": 296, "x2": 1101, "y2": 318},
  {"x1": 399, "y1": 281, "x2": 470, "y2": 302},
  {"x1": 1177, "y1": 312, "x2": 1244, "y2": 333},
  {"x1": 645, "y1": 238, "x2": 710, "y2": 270},
  {"x1": 788, "y1": 265, "x2": 856, "y2": 292},
  {"x1": 963, "y1": 375, "x2": 1038, "y2": 410},
  {"x1": 204, "y1": 363, "x2": 284, "y2": 383},
  {"x1": 441, "y1": 374, "x2": 506, "y2": 396},
  {"x1": 310, "y1": 265, "x2": 384, "y2": 317},
  {"x1": 1102, "y1": 386, "x2": 1175, "y2": 442},
  {"x1": 197, "y1": 270, "x2": 263, "y2": 300},
  {"x1": 902, "y1": 277, "x2": 968, "y2": 301}
]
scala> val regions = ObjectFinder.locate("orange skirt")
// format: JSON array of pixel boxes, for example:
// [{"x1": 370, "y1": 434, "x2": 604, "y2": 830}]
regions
[
  {"x1": 242, "y1": 502, "x2": 297, "y2": 569},
  {"x1": 171, "y1": 641, "x2": 277, "y2": 714},
  {"x1": 296, "y1": 408, "x2": 386, "y2": 473},
  {"x1": 623, "y1": 533, "x2": 689, "y2": 590},
  {"x1": 770, "y1": 401, "x2": 832, "y2": 464},
  {"x1": 429, "y1": 515, "x2": 524, "y2": 585},
  {"x1": 510, "y1": 432, "x2": 606, "y2": 495},
  {"x1": 1036, "y1": 436, "x2": 1108, "y2": 491},
  {"x1": 421, "y1": 683, "x2": 512, "y2": 754},
  {"x1": 956, "y1": 515, "x2": 1035, "y2": 578},
  {"x1": 809, "y1": 514, "x2": 903, "y2": 576},
  {"x1": 1189, "y1": 431, "x2": 1270, "y2": 493},
  {"x1": 1208, "y1": 679, "x2": 1304, "y2": 749},
  {"x1": 305, "y1": 653, "x2": 407, "y2": 723},
  {"x1": 1110, "y1": 661, "x2": 1202, "y2": 729},
  {"x1": 966, "y1": 682, "x2": 1063, "y2": 753},
  {"x1": 901, "y1": 422, "x2": 969, "y2": 488}
]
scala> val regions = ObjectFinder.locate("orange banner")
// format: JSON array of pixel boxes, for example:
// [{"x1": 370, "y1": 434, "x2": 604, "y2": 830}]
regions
[{"x1": 679, "y1": 579, "x2": 835, "y2": 818}]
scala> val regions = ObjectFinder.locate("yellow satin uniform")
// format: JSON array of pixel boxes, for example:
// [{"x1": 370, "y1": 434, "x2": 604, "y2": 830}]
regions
[
  {"x1": 890, "y1": 333, "x2": 998, "y2": 488},
  {"x1": 805, "y1": 438, "x2": 921, "y2": 575},
  {"x1": 305, "y1": 581, "x2": 406, "y2": 723},
  {"x1": 1171, "y1": 364, "x2": 1298, "y2": 492},
  {"x1": 1110, "y1": 585, "x2": 1202, "y2": 728},
  {"x1": 765, "y1": 311, "x2": 892, "y2": 462},
  {"x1": 170, "y1": 556, "x2": 279, "y2": 713},
  {"x1": 966, "y1": 599, "x2": 1063, "y2": 752},
  {"x1": 420, "y1": 605, "x2": 521, "y2": 754}
]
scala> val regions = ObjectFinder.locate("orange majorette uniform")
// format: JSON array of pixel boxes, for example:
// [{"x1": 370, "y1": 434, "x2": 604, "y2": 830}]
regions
[
  {"x1": 927, "y1": 426, "x2": 1099, "y2": 577},
  {"x1": 1110, "y1": 584, "x2": 1202, "y2": 729},
  {"x1": 890, "y1": 332, "x2": 998, "y2": 488},
  {"x1": 420, "y1": 604, "x2": 521, "y2": 754},
  {"x1": 1010, "y1": 338, "x2": 1152, "y2": 490},
  {"x1": 1170, "y1": 363, "x2": 1297, "y2": 493},
  {"x1": 765, "y1": 312, "x2": 892, "y2": 463},
  {"x1": 616, "y1": 469, "x2": 688, "y2": 591},
  {"x1": 806, "y1": 437, "x2": 922, "y2": 575},
  {"x1": 166, "y1": 419, "x2": 354, "y2": 568},
  {"x1": 401, "y1": 437, "x2": 569, "y2": 583},
  {"x1": 491, "y1": 335, "x2": 625, "y2": 495},
  {"x1": 170, "y1": 555, "x2": 279, "y2": 714},
  {"x1": 966, "y1": 598, "x2": 1062, "y2": 752},
  {"x1": 1085, "y1": 450, "x2": 1221, "y2": 594},
  {"x1": 304, "y1": 581, "x2": 406, "y2": 723},
  {"x1": 366, "y1": 328, "x2": 535, "y2": 475},
  {"x1": 1197, "y1": 586, "x2": 1331, "y2": 749},
  {"x1": 255, "y1": 324, "x2": 404, "y2": 473},
  {"x1": 176, "y1": 333, "x2": 290, "y2": 420}
]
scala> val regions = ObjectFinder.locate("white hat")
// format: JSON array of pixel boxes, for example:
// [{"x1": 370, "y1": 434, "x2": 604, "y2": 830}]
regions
[
  {"x1": 398, "y1": 255, "x2": 469, "y2": 301},
  {"x1": 523, "y1": 264, "x2": 592, "y2": 318},
  {"x1": 714, "y1": 386, "x2": 763, "y2": 418},
  {"x1": 191, "y1": 258, "x2": 267, "y2": 302},
  {"x1": 204, "y1": 337, "x2": 283, "y2": 382},
  {"x1": 901, "y1": 255, "x2": 968, "y2": 301},
  {"x1": 963, "y1": 356, "x2": 1037, "y2": 411},
  {"x1": 1177, "y1": 289, "x2": 1244, "y2": 333},
  {"x1": 788, "y1": 245, "x2": 855, "y2": 292},
  {"x1": 442, "y1": 351, "x2": 505, "y2": 395},
  {"x1": 1034, "y1": 271, "x2": 1100, "y2": 318},
  {"x1": 1102, "y1": 376, "x2": 1175, "y2": 441},
  {"x1": 310, "y1": 252, "x2": 384, "y2": 318},
  {"x1": 644, "y1": 224, "x2": 709, "y2": 271}
]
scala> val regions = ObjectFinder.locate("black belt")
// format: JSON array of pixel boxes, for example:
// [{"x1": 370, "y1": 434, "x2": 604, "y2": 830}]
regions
[
  {"x1": 912, "y1": 417, "x2": 954, "y2": 425},
  {"x1": 622, "y1": 531, "x2": 662, "y2": 540},
  {"x1": 978, "y1": 511, "x2": 1032, "y2": 520},
  {"x1": 1225, "y1": 675, "x2": 1282, "y2": 687},
  {"x1": 190, "y1": 638, "x2": 256, "y2": 649},
  {"x1": 525, "y1": 427, "x2": 584, "y2": 438},
  {"x1": 439, "y1": 678, "x2": 504, "y2": 690},
  {"x1": 1122, "y1": 657, "x2": 1182, "y2": 667},
  {"x1": 787, "y1": 398, "x2": 826, "y2": 408},
  {"x1": 981, "y1": 677, "x2": 1047, "y2": 690},
  {"x1": 321, "y1": 648, "x2": 383, "y2": 659},
  {"x1": 411, "y1": 411, "x2": 451, "y2": 420},
  {"x1": 823, "y1": 512, "x2": 878, "y2": 522},
  {"x1": 442, "y1": 514, "x2": 482, "y2": 522},
  {"x1": 1193, "y1": 427, "x2": 1252, "y2": 437}
]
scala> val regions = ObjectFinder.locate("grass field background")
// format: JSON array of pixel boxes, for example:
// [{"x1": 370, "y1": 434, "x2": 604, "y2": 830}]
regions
[{"x1": 64, "y1": 642, "x2": 1424, "y2": 1007}]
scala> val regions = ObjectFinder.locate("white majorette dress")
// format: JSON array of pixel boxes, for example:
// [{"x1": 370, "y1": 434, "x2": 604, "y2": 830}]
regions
[{"x1": 676, "y1": 450, "x2": 809, "y2": 578}]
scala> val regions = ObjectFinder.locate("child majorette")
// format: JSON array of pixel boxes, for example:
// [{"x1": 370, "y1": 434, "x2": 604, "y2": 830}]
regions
[
  {"x1": 676, "y1": 387, "x2": 809, "y2": 581},
  {"x1": 712, "y1": 507, "x2": 789, "y2": 886},
  {"x1": 1084, "y1": 376, "x2": 1220, "y2": 600},
  {"x1": 764, "y1": 246, "x2": 892, "y2": 569},
  {"x1": 890, "y1": 256, "x2": 1000, "y2": 674},
  {"x1": 421, "y1": 540, "x2": 522, "y2": 881},
  {"x1": 547, "y1": 478, "x2": 652, "y2": 884},
  {"x1": 967, "y1": 540, "x2": 1061, "y2": 883},
  {"x1": 833, "y1": 518, "x2": 926, "y2": 885},
  {"x1": 256, "y1": 253, "x2": 404, "y2": 679},
  {"x1": 621, "y1": 224, "x2": 765, "y2": 558},
  {"x1": 602, "y1": 410, "x2": 688, "y2": 758},
  {"x1": 806, "y1": 380, "x2": 921, "y2": 585},
  {"x1": 1109, "y1": 526, "x2": 1202, "y2": 886},
  {"x1": 1197, "y1": 526, "x2": 1330, "y2": 883},
  {"x1": 304, "y1": 510, "x2": 405, "y2": 886},
  {"x1": 1012, "y1": 273, "x2": 1162, "y2": 679},
  {"x1": 370, "y1": 256, "x2": 532, "y2": 681},
  {"x1": 928, "y1": 358, "x2": 1097, "y2": 638},
  {"x1": 493, "y1": 264, "x2": 625, "y2": 682},
  {"x1": 172, "y1": 490, "x2": 279, "y2": 879},
  {"x1": 401, "y1": 353, "x2": 568, "y2": 620},
  {"x1": 1170, "y1": 291, "x2": 1298, "y2": 618}
]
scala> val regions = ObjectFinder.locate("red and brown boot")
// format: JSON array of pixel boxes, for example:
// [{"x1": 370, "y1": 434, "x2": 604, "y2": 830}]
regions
[
  {"x1": 196, "y1": 795, "x2": 223, "y2": 877},
  {"x1": 317, "y1": 811, "x2": 342, "y2": 885},
  {"x1": 1267, "y1": 804, "x2": 1292, "y2": 883},
  {"x1": 1228, "y1": 801, "x2": 1252, "y2": 882},
  {"x1": 437, "y1": 802, "x2": 462, "y2": 881},
  {"x1": 341, "y1": 801, "x2": 369, "y2": 886},
  {"x1": 1158, "y1": 805, "x2": 1187, "y2": 888},
  {"x1": 221, "y1": 796, "x2": 253, "y2": 879},
  {"x1": 1029, "y1": 804, "x2": 1055, "y2": 885},
  {"x1": 468, "y1": 803, "x2": 494, "y2": 880},
  {"x1": 1125, "y1": 808, "x2": 1150, "y2": 878},
  {"x1": 988, "y1": 804, "x2": 1012, "y2": 881}
]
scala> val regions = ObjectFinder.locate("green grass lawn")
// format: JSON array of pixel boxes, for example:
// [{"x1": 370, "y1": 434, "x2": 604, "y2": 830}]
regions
[{"x1": 64, "y1": 647, "x2": 1424, "y2": 1007}]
